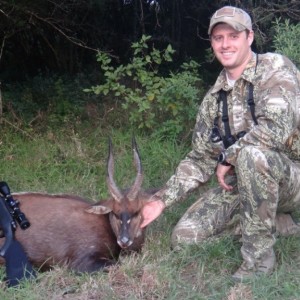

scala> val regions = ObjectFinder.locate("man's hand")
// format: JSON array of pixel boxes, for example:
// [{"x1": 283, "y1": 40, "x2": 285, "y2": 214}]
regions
[
  {"x1": 140, "y1": 199, "x2": 166, "y2": 228},
  {"x1": 216, "y1": 163, "x2": 233, "y2": 191}
]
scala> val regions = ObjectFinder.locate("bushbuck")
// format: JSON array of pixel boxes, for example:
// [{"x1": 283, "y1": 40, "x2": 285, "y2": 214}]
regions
[{"x1": 0, "y1": 138, "x2": 159, "y2": 273}]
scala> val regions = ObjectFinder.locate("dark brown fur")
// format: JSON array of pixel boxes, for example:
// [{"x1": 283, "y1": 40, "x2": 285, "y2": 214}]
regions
[
  {"x1": 0, "y1": 138, "x2": 159, "y2": 273},
  {"x1": 0, "y1": 190, "x2": 157, "y2": 273}
]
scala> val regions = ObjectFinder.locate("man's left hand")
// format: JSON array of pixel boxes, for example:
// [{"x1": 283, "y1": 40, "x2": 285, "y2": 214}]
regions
[{"x1": 216, "y1": 163, "x2": 233, "y2": 191}]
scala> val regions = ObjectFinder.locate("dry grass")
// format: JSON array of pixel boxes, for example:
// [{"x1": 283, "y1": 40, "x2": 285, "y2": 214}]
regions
[{"x1": 226, "y1": 283, "x2": 253, "y2": 300}]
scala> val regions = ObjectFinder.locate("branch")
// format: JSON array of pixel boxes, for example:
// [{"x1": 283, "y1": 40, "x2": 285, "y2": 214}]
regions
[{"x1": 25, "y1": 10, "x2": 99, "y2": 53}]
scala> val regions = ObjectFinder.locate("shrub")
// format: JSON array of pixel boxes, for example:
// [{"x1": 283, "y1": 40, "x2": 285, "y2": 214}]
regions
[
  {"x1": 2, "y1": 74, "x2": 96, "y2": 129},
  {"x1": 272, "y1": 18, "x2": 300, "y2": 68},
  {"x1": 85, "y1": 35, "x2": 204, "y2": 140}
]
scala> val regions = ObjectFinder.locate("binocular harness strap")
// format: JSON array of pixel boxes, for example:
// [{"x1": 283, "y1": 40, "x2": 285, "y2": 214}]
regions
[
  {"x1": 217, "y1": 81, "x2": 257, "y2": 149},
  {"x1": 219, "y1": 89, "x2": 232, "y2": 143},
  {"x1": 247, "y1": 83, "x2": 258, "y2": 125}
]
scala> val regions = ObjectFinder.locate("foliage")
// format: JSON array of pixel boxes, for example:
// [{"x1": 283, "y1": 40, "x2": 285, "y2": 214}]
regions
[
  {"x1": 85, "y1": 35, "x2": 204, "y2": 139},
  {"x1": 2, "y1": 73, "x2": 99, "y2": 129},
  {"x1": 272, "y1": 18, "x2": 300, "y2": 68}
]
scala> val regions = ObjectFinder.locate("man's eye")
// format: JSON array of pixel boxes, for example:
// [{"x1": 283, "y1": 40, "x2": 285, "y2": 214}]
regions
[{"x1": 213, "y1": 36, "x2": 222, "y2": 42}]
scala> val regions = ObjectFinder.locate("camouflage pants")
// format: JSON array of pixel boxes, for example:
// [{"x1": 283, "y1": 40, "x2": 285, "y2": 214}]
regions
[{"x1": 172, "y1": 146, "x2": 300, "y2": 265}]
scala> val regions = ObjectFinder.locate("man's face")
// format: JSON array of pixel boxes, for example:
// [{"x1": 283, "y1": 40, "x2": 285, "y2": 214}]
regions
[{"x1": 210, "y1": 23, "x2": 254, "y2": 73}]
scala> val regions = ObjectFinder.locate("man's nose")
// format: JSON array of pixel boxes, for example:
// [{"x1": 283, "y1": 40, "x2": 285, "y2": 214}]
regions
[{"x1": 222, "y1": 37, "x2": 229, "y2": 48}]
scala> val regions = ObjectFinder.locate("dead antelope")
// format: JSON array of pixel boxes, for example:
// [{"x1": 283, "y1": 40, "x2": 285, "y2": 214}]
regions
[{"x1": 0, "y1": 137, "x2": 158, "y2": 273}]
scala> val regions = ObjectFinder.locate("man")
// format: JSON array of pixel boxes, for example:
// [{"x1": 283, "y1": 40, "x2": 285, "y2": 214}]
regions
[{"x1": 140, "y1": 6, "x2": 300, "y2": 281}]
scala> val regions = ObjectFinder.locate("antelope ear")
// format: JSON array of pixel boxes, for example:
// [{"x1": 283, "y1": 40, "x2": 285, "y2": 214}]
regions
[{"x1": 85, "y1": 200, "x2": 113, "y2": 215}]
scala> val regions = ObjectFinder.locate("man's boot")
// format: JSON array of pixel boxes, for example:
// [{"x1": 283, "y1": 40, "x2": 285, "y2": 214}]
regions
[
  {"x1": 232, "y1": 248, "x2": 276, "y2": 282},
  {"x1": 275, "y1": 213, "x2": 300, "y2": 236}
]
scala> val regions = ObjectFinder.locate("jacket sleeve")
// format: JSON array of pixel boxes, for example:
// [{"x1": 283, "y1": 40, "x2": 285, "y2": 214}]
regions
[
  {"x1": 225, "y1": 58, "x2": 300, "y2": 165},
  {"x1": 162, "y1": 94, "x2": 219, "y2": 207}
]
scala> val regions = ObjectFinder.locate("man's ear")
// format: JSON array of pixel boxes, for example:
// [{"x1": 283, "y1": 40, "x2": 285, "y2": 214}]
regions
[{"x1": 248, "y1": 30, "x2": 254, "y2": 46}]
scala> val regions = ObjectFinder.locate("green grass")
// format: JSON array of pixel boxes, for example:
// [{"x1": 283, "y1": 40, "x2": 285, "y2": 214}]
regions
[{"x1": 0, "y1": 123, "x2": 300, "y2": 299}]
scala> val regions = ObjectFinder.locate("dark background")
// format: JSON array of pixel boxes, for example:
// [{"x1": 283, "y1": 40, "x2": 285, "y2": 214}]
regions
[{"x1": 0, "y1": 0, "x2": 299, "y2": 82}]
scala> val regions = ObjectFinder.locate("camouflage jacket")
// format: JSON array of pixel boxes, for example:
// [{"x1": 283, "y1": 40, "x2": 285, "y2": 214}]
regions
[{"x1": 163, "y1": 52, "x2": 300, "y2": 207}]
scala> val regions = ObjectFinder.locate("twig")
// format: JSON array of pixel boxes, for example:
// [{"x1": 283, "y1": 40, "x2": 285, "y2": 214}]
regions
[{"x1": 2, "y1": 118, "x2": 35, "y2": 140}]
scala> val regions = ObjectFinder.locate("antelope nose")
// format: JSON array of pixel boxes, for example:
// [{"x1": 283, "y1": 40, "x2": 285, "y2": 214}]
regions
[{"x1": 120, "y1": 236, "x2": 130, "y2": 246}]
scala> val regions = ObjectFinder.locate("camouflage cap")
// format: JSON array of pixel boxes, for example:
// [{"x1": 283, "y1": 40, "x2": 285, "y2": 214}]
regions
[{"x1": 208, "y1": 6, "x2": 252, "y2": 35}]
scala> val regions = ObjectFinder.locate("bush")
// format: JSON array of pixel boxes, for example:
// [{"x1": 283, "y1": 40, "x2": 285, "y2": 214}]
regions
[
  {"x1": 272, "y1": 18, "x2": 300, "y2": 68},
  {"x1": 85, "y1": 35, "x2": 204, "y2": 140},
  {"x1": 2, "y1": 73, "x2": 98, "y2": 129}
]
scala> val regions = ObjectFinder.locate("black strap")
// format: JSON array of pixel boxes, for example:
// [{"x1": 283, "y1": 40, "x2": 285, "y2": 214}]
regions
[
  {"x1": 219, "y1": 83, "x2": 258, "y2": 134},
  {"x1": 217, "y1": 83, "x2": 258, "y2": 149},
  {"x1": 213, "y1": 95, "x2": 221, "y2": 127},
  {"x1": 248, "y1": 53, "x2": 259, "y2": 125},
  {"x1": 215, "y1": 54, "x2": 259, "y2": 147},
  {"x1": 219, "y1": 89, "x2": 233, "y2": 140},
  {"x1": 247, "y1": 83, "x2": 258, "y2": 125}
]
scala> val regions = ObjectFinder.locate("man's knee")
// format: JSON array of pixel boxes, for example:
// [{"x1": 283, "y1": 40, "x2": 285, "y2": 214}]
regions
[
  {"x1": 171, "y1": 222, "x2": 209, "y2": 249},
  {"x1": 236, "y1": 146, "x2": 286, "y2": 188},
  {"x1": 236, "y1": 146, "x2": 276, "y2": 175}
]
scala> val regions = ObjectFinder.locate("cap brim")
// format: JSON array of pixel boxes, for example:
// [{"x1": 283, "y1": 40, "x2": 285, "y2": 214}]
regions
[{"x1": 208, "y1": 20, "x2": 247, "y2": 35}]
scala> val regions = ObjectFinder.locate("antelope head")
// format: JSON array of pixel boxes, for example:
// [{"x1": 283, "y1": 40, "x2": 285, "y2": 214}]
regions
[{"x1": 86, "y1": 137, "x2": 155, "y2": 248}]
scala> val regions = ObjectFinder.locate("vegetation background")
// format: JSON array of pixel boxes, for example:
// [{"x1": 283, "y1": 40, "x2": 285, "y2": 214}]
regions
[{"x1": 0, "y1": 0, "x2": 300, "y2": 299}]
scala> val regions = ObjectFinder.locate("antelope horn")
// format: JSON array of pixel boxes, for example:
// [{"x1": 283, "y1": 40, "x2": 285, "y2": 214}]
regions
[
  {"x1": 127, "y1": 136, "x2": 143, "y2": 201},
  {"x1": 106, "y1": 137, "x2": 123, "y2": 203}
]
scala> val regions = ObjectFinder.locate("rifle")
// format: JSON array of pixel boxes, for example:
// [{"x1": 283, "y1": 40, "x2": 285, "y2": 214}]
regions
[{"x1": 0, "y1": 181, "x2": 36, "y2": 287}]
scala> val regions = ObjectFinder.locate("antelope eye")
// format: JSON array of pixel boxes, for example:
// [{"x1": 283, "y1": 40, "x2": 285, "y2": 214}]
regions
[{"x1": 132, "y1": 212, "x2": 139, "y2": 218}]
